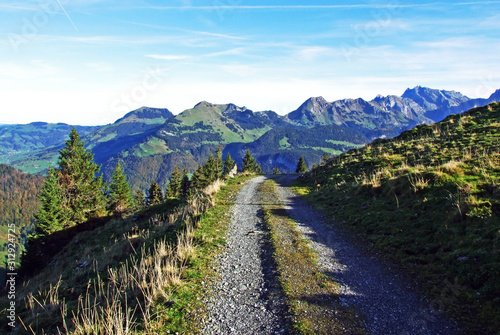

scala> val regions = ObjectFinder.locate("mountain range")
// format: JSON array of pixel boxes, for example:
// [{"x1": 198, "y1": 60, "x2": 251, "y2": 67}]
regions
[{"x1": 1, "y1": 86, "x2": 498, "y2": 190}]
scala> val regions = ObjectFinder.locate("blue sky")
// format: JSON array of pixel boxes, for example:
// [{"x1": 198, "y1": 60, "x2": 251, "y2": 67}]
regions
[{"x1": 1, "y1": 0, "x2": 499, "y2": 125}]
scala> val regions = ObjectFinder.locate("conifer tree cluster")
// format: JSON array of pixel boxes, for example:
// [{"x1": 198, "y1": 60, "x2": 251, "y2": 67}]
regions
[
  {"x1": 35, "y1": 128, "x2": 109, "y2": 236},
  {"x1": 34, "y1": 128, "x2": 138, "y2": 236},
  {"x1": 242, "y1": 149, "x2": 262, "y2": 174},
  {"x1": 296, "y1": 155, "x2": 309, "y2": 173},
  {"x1": 36, "y1": 133, "x2": 260, "y2": 236},
  {"x1": 143, "y1": 146, "x2": 238, "y2": 207}
]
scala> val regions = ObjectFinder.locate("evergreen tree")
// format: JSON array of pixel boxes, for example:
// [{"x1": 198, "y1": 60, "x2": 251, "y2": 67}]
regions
[
  {"x1": 133, "y1": 190, "x2": 145, "y2": 211},
  {"x1": 273, "y1": 167, "x2": 281, "y2": 175},
  {"x1": 242, "y1": 149, "x2": 261, "y2": 173},
  {"x1": 296, "y1": 156, "x2": 309, "y2": 173},
  {"x1": 223, "y1": 152, "x2": 236, "y2": 177},
  {"x1": 320, "y1": 152, "x2": 330, "y2": 166},
  {"x1": 108, "y1": 161, "x2": 133, "y2": 216},
  {"x1": 190, "y1": 165, "x2": 207, "y2": 191},
  {"x1": 57, "y1": 127, "x2": 107, "y2": 223},
  {"x1": 215, "y1": 145, "x2": 224, "y2": 178},
  {"x1": 34, "y1": 167, "x2": 71, "y2": 236},
  {"x1": 166, "y1": 166, "x2": 182, "y2": 199},
  {"x1": 147, "y1": 180, "x2": 163, "y2": 206},
  {"x1": 203, "y1": 153, "x2": 218, "y2": 183},
  {"x1": 180, "y1": 168, "x2": 191, "y2": 199}
]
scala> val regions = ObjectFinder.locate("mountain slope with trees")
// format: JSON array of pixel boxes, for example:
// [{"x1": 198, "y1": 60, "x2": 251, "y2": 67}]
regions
[
  {"x1": 1, "y1": 126, "x2": 248, "y2": 333},
  {"x1": 1, "y1": 86, "x2": 499, "y2": 191},
  {"x1": 0, "y1": 165, "x2": 44, "y2": 283}
]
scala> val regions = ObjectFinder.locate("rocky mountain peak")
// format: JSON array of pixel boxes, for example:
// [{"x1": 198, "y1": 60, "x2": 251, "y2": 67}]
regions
[
  {"x1": 225, "y1": 103, "x2": 248, "y2": 114},
  {"x1": 489, "y1": 89, "x2": 500, "y2": 101},
  {"x1": 299, "y1": 96, "x2": 329, "y2": 113},
  {"x1": 114, "y1": 106, "x2": 174, "y2": 124},
  {"x1": 194, "y1": 101, "x2": 217, "y2": 109},
  {"x1": 401, "y1": 86, "x2": 469, "y2": 111}
]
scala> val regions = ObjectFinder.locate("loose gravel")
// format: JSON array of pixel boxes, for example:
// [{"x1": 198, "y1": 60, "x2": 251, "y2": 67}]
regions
[
  {"x1": 202, "y1": 176, "x2": 290, "y2": 335},
  {"x1": 273, "y1": 174, "x2": 461, "y2": 335}
]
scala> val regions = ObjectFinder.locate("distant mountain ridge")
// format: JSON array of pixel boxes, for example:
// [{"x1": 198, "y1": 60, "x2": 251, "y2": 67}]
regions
[
  {"x1": 286, "y1": 86, "x2": 500, "y2": 139},
  {"x1": 1, "y1": 86, "x2": 499, "y2": 190}
]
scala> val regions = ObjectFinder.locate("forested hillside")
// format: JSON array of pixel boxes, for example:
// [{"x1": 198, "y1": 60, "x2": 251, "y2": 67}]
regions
[
  {"x1": 298, "y1": 102, "x2": 500, "y2": 333},
  {"x1": 0, "y1": 165, "x2": 44, "y2": 282}
]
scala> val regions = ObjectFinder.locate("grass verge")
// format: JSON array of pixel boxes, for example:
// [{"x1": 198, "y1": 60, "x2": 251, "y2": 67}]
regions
[{"x1": 258, "y1": 179, "x2": 365, "y2": 335}]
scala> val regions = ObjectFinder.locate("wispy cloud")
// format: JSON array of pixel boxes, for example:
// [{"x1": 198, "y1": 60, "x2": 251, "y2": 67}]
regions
[
  {"x1": 145, "y1": 54, "x2": 192, "y2": 61},
  {"x1": 122, "y1": 21, "x2": 247, "y2": 41},
  {"x1": 17, "y1": 34, "x2": 181, "y2": 45},
  {"x1": 295, "y1": 46, "x2": 338, "y2": 61},
  {"x1": 205, "y1": 48, "x2": 246, "y2": 57},
  {"x1": 135, "y1": 2, "x2": 500, "y2": 10}
]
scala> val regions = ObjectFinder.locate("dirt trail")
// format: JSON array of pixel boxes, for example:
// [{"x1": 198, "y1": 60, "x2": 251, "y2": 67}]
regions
[
  {"x1": 273, "y1": 174, "x2": 460, "y2": 335},
  {"x1": 203, "y1": 175, "x2": 460, "y2": 334},
  {"x1": 202, "y1": 176, "x2": 289, "y2": 334}
]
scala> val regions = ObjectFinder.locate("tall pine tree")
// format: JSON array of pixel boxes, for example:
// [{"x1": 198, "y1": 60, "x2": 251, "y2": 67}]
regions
[
  {"x1": 57, "y1": 127, "x2": 107, "y2": 223},
  {"x1": 203, "y1": 153, "x2": 218, "y2": 183},
  {"x1": 166, "y1": 166, "x2": 182, "y2": 199},
  {"x1": 215, "y1": 145, "x2": 224, "y2": 179},
  {"x1": 190, "y1": 165, "x2": 207, "y2": 192},
  {"x1": 108, "y1": 161, "x2": 133, "y2": 216},
  {"x1": 180, "y1": 168, "x2": 191, "y2": 199},
  {"x1": 147, "y1": 180, "x2": 163, "y2": 206},
  {"x1": 296, "y1": 156, "x2": 309, "y2": 173},
  {"x1": 223, "y1": 152, "x2": 236, "y2": 177},
  {"x1": 133, "y1": 190, "x2": 146, "y2": 211},
  {"x1": 34, "y1": 167, "x2": 71, "y2": 236},
  {"x1": 242, "y1": 149, "x2": 262, "y2": 174}
]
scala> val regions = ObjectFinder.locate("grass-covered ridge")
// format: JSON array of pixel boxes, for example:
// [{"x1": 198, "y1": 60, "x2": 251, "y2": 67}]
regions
[
  {"x1": 0, "y1": 175, "x2": 252, "y2": 334},
  {"x1": 297, "y1": 103, "x2": 500, "y2": 333}
]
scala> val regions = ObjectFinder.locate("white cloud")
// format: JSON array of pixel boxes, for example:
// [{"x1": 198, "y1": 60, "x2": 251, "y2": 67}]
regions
[
  {"x1": 145, "y1": 54, "x2": 192, "y2": 61},
  {"x1": 295, "y1": 46, "x2": 337, "y2": 61}
]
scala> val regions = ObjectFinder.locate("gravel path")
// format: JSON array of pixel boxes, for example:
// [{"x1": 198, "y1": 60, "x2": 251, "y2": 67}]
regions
[
  {"x1": 273, "y1": 174, "x2": 460, "y2": 335},
  {"x1": 202, "y1": 176, "x2": 289, "y2": 335}
]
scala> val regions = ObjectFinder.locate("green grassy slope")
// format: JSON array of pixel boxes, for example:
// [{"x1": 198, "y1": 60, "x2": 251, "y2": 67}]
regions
[{"x1": 297, "y1": 103, "x2": 500, "y2": 333}]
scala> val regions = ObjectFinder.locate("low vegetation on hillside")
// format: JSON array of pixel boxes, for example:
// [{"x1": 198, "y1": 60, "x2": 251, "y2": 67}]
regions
[{"x1": 297, "y1": 103, "x2": 500, "y2": 333}]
